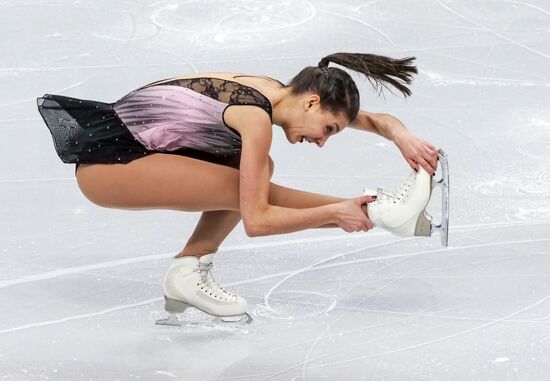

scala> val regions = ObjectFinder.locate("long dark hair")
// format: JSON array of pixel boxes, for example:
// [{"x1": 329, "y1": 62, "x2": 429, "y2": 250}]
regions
[{"x1": 286, "y1": 53, "x2": 417, "y2": 122}]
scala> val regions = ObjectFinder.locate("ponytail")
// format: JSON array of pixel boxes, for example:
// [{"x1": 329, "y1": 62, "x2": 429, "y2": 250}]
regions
[
  {"x1": 318, "y1": 53, "x2": 417, "y2": 97},
  {"x1": 287, "y1": 52, "x2": 418, "y2": 122}
]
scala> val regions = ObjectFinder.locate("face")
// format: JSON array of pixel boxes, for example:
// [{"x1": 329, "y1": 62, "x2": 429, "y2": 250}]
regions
[{"x1": 284, "y1": 94, "x2": 348, "y2": 147}]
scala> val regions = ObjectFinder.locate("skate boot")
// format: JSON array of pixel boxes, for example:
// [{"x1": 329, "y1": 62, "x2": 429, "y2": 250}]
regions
[
  {"x1": 363, "y1": 149, "x2": 449, "y2": 246},
  {"x1": 155, "y1": 253, "x2": 253, "y2": 330}
]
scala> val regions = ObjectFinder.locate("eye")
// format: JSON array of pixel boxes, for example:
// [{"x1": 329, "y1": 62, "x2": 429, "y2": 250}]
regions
[{"x1": 326, "y1": 126, "x2": 333, "y2": 134}]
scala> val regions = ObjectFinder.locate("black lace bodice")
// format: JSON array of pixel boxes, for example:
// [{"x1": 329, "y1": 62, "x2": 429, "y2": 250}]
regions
[{"x1": 137, "y1": 76, "x2": 280, "y2": 121}]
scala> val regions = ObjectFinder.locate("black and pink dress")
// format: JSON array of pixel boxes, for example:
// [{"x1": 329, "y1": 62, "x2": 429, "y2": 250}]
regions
[{"x1": 36, "y1": 76, "x2": 281, "y2": 174}]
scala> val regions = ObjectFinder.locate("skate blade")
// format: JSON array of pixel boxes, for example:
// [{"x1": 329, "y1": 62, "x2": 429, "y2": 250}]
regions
[
  {"x1": 155, "y1": 313, "x2": 253, "y2": 333},
  {"x1": 431, "y1": 149, "x2": 449, "y2": 247}
]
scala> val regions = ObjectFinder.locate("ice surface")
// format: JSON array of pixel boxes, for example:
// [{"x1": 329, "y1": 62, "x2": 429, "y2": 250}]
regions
[{"x1": 1, "y1": 0, "x2": 549, "y2": 380}]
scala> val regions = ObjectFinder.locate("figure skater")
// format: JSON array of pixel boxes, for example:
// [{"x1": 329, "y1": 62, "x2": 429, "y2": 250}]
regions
[{"x1": 37, "y1": 52, "x2": 444, "y2": 325}]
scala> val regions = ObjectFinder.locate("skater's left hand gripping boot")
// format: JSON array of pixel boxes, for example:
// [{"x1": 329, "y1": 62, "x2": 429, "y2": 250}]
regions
[{"x1": 162, "y1": 254, "x2": 249, "y2": 322}]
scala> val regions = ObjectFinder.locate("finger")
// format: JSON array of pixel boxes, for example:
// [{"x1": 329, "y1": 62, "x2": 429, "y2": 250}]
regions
[
  {"x1": 422, "y1": 140, "x2": 437, "y2": 152},
  {"x1": 419, "y1": 152, "x2": 436, "y2": 174},
  {"x1": 360, "y1": 194, "x2": 377, "y2": 204},
  {"x1": 407, "y1": 159, "x2": 418, "y2": 172},
  {"x1": 424, "y1": 152, "x2": 437, "y2": 172},
  {"x1": 424, "y1": 145, "x2": 437, "y2": 157},
  {"x1": 419, "y1": 159, "x2": 434, "y2": 175},
  {"x1": 427, "y1": 146, "x2": 438, "y2": 159}
]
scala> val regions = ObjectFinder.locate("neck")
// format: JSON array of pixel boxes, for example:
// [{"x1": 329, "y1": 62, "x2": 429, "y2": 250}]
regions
[{"x1": 271, "y1": 86, "x2": 298, "y2": 127}]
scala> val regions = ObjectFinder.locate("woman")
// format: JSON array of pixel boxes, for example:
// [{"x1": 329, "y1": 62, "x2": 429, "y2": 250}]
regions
[{"x1": 37, "y1": 52, "x2": 439, "y2": 324}]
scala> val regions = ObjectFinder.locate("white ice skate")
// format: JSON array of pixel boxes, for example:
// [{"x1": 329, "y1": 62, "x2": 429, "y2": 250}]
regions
[
  {"x1": 363, "y1": 149, "x2": 449, "y2": 246},
  {"x1": 155, "y1": 253, "x2": 253, "y2": 330}
]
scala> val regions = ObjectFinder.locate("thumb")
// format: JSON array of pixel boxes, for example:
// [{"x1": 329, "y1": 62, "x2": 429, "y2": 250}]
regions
[{"x1": 360, "y1": 194, "x2": 377, "y2": 204}]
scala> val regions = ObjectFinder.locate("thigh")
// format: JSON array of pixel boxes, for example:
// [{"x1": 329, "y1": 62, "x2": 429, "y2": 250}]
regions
[{"x1": 75, "y1": 153, "x2": 241, "y2": 211}]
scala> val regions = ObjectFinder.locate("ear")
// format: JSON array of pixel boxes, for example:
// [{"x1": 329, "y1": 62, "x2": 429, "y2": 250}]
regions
[{"x1": 304, "y1": 94, "x2": 320, "y2": 111}]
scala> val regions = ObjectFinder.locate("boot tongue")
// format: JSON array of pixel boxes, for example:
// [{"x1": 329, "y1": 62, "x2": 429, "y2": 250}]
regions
[
  {"x1": 198, "y1": 253, "x2": 215, "y2": 265},
  {"x1": 197, "y1": 253, "x2": 216, "y2": 281}
]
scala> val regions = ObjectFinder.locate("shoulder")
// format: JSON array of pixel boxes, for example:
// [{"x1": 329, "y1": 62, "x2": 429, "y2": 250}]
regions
[{"x1": 223, "y1": 105, "x2": 272, "y2": 138}]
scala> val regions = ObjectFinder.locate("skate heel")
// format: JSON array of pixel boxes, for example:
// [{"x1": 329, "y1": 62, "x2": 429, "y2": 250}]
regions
[
  {"x1": 164, "y1": 296, "x2": 190, "y2": 314},
  {"x1": 387, "y1": 210, "x2": 431, "y2": 237},
  {"x1": 414, "y1": 211, "x2": 433, "y2": 237}
]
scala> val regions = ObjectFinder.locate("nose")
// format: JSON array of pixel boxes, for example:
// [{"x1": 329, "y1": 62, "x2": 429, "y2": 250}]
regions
[{"x1": 315, "y1": 135, "x2": 328, "y2": 148}]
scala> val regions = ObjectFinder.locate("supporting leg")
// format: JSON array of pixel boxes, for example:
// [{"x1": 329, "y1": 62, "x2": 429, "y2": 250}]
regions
[{"x1": 176, "y1": 210, "x2": 242, "y2": 258}]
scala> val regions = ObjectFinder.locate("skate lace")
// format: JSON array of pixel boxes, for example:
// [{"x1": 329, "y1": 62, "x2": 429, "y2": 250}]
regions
[
  {"x1": 195, "y1": 263, "x2": 238, "y2": 302},
  {"x1": 376, "y1": 172, "x2": 415, "y2": 204}
]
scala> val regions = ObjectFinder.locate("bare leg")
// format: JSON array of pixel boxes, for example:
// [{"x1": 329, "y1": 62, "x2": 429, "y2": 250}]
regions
[
  {"x1": 76, "y1": 153, "x2": 348, "y2": 258},
  {"x1": 177, "y1": 210, "x2": 242, "y2": 257},
  {"x1": 176, "y1": 183, "x2": 347, "y2": 258}
]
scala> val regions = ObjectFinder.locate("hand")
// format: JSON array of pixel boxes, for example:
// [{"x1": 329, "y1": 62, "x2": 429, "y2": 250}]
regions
[
  {"x1": 332, "y1": 195, "x2": 376, "y2": 233},
  {"x1": 394, "y1": 132, "x2": 438, "y2": 175}
]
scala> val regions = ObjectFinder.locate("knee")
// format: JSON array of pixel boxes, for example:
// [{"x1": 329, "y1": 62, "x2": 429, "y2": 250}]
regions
[
  {"x1": 75, "y1": 165, "x2": 116, "y2": 209},
  {"x1": 268, "y1": 156, "x2": 275, "y2": 179}
]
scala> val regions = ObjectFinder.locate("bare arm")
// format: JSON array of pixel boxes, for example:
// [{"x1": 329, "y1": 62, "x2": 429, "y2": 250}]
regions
[
  {"x1": 227, "y1": 106, "x2": 373, "y2": 236},
  {"x1": 349, "y1": 110, "x2": 408, "y2": 141},
  {"x1": 349, "y1": 110, "x2": 439, "y2": 174},
  {"x1": 234, "y1": 107, "x2": 338, "y2": 237}
]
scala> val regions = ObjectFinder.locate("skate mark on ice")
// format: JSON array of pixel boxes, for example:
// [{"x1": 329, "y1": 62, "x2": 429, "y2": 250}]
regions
[
  {"x1": 0, "y1": 80, "x2": 86, "y2": 108},
  {"x1": 259, "y1": 256, "x2": 414, "y2": 381},
  {"x1": 0, "y1": 251, "x2": 178, "y2": 290},
  {"x1": 295, "y1": 237, "x2": 539, "y2": 378},
  {"x1": 434, "y1": 0, "x2": 550, "y2": 60},
  {"x1": 254, "y1": 290, "x2": 337, "y2": 320},
  {"x1": 293, "y1": 290, "x2": 550, "y2": 373},
  {"x1": 317, "y1": 9, "x2": 394, "y2": 44},
  {"x1": 471, "y1": 174, "x2": 550, "y2": 199},
  {"x1": 258, "y1": 239, "x2": 550, "y2": 379},
  {"x1": 0, "y1": 233, "x2": 399, "y2": 290},
  {"x1": 257, "y1": 239, "x2": 411, "y2": 319},
  {"x1": 508, "y1": 206, "x2": 550, "y2": 222},
  {"x1": 249, "y1": 303, "x2": 453, "y2": 366},
  {"x1": 298, "y1": 259, "x2": 416, "y2": 381},
  {"x1": 150, "y1": 1, "x2": 316, "y2": 48},
  {"x1": 0, "y1": 117, "x2": 41, "y2": 125},
  {"x1": 423, "y1": 70, "x2": 550, "y2": 88},
  {"x1": 514, "y1": 136, "x2": 550, "y2": 162},
  {"x1": 297, "y1": 242, "x2": 550, "y2": 371},
  {"x1": 0, "y1": 60, "x2": 199, "y2": 75},
  {"x1": 264, "y1": 282, "x2": 550, "y2": 378},
  {"x1": 353, "y1": 0, "x2": 389, "y2": 13},
  {"x1": 504, "y1": 0, "x2": 550, "y2": 17},
  {"x1": 272, "y1": 248, "x2": 502, "y2": 379},
  {"x1": 2, "y1": 237, "x2": 549, "y2": 335},
  {"x1": 419, "y1": 48, "x2": 548, "y2": 85},
  {"x1": 155, "y1": 370, "x2": 177, "y2": 378},
  {"x1": 0, "y1": 298, "x2": 159, "y2": 334},
  {"x1": 2, "y1": 221, "x2": 549, "y2": 290},
  {"x1": 403, "y1": 40, "x2": 536, "y2": 52}
]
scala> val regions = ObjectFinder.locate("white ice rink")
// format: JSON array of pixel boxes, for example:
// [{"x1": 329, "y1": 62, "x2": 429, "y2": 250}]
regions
[{"x1": 1, "y1": 0, "x2": 550, "y2": 379}]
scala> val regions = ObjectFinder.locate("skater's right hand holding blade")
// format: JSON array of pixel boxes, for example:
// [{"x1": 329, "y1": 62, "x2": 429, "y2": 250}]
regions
[
  {"x1": 332, "y1": 195, "x2": 376, "y2": 233},
  {"x1": 394, "y1": 132, "x2": 439, "y2": 175}
]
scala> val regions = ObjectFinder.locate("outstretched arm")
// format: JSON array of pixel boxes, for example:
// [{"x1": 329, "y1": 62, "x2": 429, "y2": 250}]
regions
[{"x1": 349, "y1": 110, "x2": 439, "y2": 175}]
